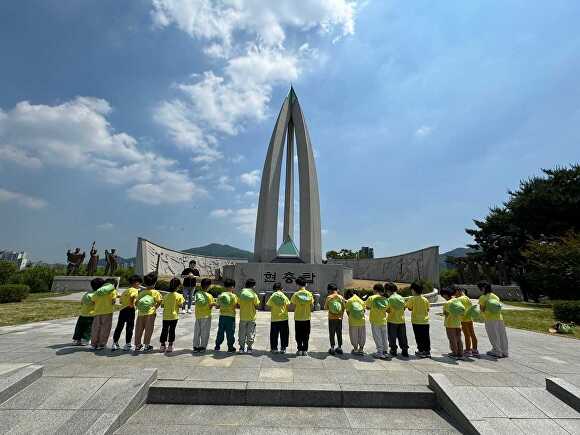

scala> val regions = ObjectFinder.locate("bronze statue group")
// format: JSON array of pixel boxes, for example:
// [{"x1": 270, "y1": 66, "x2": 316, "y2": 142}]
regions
[{"x1": 72, "y1": 264, "x2": 509, "y2": 360}]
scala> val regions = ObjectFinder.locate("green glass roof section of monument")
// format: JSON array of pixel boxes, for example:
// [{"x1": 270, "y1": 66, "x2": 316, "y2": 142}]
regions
[{"x1": 278, "y1": 239, "x2": 300, "y2": 257}]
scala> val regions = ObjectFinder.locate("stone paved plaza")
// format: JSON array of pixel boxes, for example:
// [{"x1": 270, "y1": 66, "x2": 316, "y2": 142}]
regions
[{"x1": 0, "y1": 307, "x2": 579, "y2": 434}]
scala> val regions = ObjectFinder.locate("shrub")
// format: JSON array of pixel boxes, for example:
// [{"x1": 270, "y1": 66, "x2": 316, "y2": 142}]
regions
[
  {"x1": 553, "y1": 301, "x2": 580, "y2": 323},
  {"x1": 440, "y1": 269, "x2": 461, "y2": 287},
  {"x1": 0, "y1": 284, "x2": 30, "y2": 303},
  {"x1": 9, "y1": 264, "x2": 65, "y2": 293},
  {"x1": 0, "y1": 261, "x2": 18, "y2": 285},
  {"x1": 115, "y1": 267, "x2": 136, "y2": 287}
]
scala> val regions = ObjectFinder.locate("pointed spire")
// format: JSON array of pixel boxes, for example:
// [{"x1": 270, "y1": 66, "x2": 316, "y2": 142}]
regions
[{"x1": 289, "y1": 85, "x2": 297, "y2": 105}]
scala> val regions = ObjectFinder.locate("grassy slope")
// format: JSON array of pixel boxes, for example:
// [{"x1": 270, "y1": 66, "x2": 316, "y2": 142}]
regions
[{"x1": 0, "y1": 292, "x2": 82, "y2": 327}]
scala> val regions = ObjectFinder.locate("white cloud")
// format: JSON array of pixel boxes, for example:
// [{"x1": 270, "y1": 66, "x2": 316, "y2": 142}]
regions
[
  {"x1": 152, "y1": 1, "x2": 360, "y2": 164},
  {"x1": 240, "y1": 169, "x2": 260, "y2": 187},
  {"x1": 0, "y1": 97, "x2": 206, "y2": 205},
  {"x1": 151, "y1": 0, "x2": 357, "y2": 55},
  {"x1": 97, "y1": 222, "x2": 114, "y2": 230},
  {"x1": 0, "y1": 188, "x2": 47, "y2": 209},
  {"x1": 210, "y1": 206, "x2": 257, "y2": 234},
  {"x1": 415, "y1": 125, "x2": 433, "y2": 138},
  {"x1": 216, "y1": 175, "x2": 235, "y2": 191}
]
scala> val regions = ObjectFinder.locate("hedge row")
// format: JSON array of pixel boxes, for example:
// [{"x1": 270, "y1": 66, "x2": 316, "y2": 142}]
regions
[
  {"x1": 553, "y1": 301, "x2": 580, "y2": 323},
  {"x1": 0, "y1": 284, "x2": 30, "y2": 303}
]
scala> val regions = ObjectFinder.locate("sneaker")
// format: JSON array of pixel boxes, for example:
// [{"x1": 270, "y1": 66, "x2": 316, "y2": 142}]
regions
[
  {"x1": 389, "y1": 350, "x2": 397, "y2": 357},
  {"x1": 463, "y1": 350, "x2": 472, "y2": 358},
  {"x1": 123, "y1": 343, "x2": 132, "y2": 351},
  {"x1": 227, "y1": 347, "x2": 237, "y2": 353},
  {"x1": 81, "y1": 339, "x2": 90, "y2": 346},
  {"x1": 143, "y1": 345, "x2": 154, "y2": 352},
  {"x1": 471, "y1": 349, "x2": 480, "y2": 358},
  {"x1": 358, "y1": 348, "x2": 365, "y2": 355},
  {"x1": 199, "y1": 347, "x2": 206, "y2": 353},
  {"x1": 296, "y1": 350, "x2": 302, "y2": 356},
  {"x1": 415, "y1": 350, "x2": 423, "y2": 357},
  {"x1": 329, "y1": 348, "x2": 336, "y2": 355},
  {"x1": 238, "y1": 348, "x2": 246, "y2": 354},
  {"x1": 280, "y1": 348, "x2": 286, "y2": 354},
  {"x1": 180, "y1": 309, "x2": 186, "y2": 314},
  {"x1": 303, "y1": 351, "x2": 309, "y2": 357},
  {"x1": 486, "y1": 350, "x2": 501, "y2": 358},
  {"x1": 112, "y1": 342, "x2": 120, "y2": 351},
  {"x1": 336, "y1": 348, "x2": 343, "y2": 355},
  {"x1": 247, "y1": 347, "x2": 253, "y2": 354},
  {"x1": 271, "y1": 349, "x2": 279, "y2": 354},
  {"x1": 98, "y1": 345, "x2": 105, "y2": 350},
  {"x1": 373, "y1": 352, "x2": 383, "y2": 359},
  {"x1": 214, "y1": 345, "x2": 221, "y2": 351},
  {"x1": 134, "y1": 344, "x2": 143, "y2": 352},
  {"x1": 401, "y1": 350, "x2": 409, "y2": 358},
  {"x1": 167, "y1": 344, "x2": 174, "y2": 353},
  {"x1": 160, "y1": 344, "x2": 166, "y2": 352},
  {"x1": 89, "y1": 345, "x2": 98, "y2": 351},
  {"x1": 187, "y1": 308, "x2": 192, "y2": 314},
  {"x1": 73, "y1": 340, "x2": 82, "y2": 346},
  {"x1": 351, "y1": 349, "x2": 357, "y2": 355}
]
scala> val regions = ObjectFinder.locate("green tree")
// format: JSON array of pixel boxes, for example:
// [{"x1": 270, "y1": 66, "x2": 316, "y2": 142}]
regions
[{"x1": 0, "y1": 261, "x2": 18, "y2": 285}]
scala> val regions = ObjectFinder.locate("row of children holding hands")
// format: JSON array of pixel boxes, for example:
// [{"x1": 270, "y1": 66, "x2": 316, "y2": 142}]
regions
[{"x1": 73, "y1": 273, "x2": 508, "y2": 360}]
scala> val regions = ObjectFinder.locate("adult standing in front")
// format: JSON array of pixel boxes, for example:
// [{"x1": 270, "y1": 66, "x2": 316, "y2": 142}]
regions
[{"x1": 181, "y1": 260, "x2": 200, "y2": 314}]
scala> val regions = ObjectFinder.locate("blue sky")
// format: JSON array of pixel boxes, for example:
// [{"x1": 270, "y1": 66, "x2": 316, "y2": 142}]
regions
[{"x1": 1, "y1": 0, "x2": 579, "y2": 263}]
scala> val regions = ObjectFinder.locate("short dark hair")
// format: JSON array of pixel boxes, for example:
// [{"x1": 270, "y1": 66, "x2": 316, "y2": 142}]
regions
[
  {"x1": 189, "y1": 260, "x2": 197, "y2": 266},
  {"x1": 327, "y1": 283, "x2": 338, "y2": 292},
  {"x1": 143, "y1": 272, "x2": 158, "y2": 287},
  {"x1": 224, "y1": 278, "x2": 235, "y2": 289},
  {"x1": 245, "y1": 278, "x2": 256, "y2": 288},
  {"x1": 384, "y1": 282, "x2": 398, "y2": 293},
  {"x1": 373, "y1": 283, "x2": 384, "y2": 293},
  {"x1": 201, "y1": 278, "x2": 211, "y2": 290},
  {"x1": 169, "y1": 277, "x2": 181, "y2": 291},
  {"x1": 90, "y1": 277, "x2": 105, "y2": 291},
  {"x1": 410, "y1": 281, "x2": 423, "y2": 294},
  {"x1": 477, "y1": 281, "x2": 492, "y2": 293},
  {"x1": 439, "y1": 288, "x2": 452, "y2": 298},
  {"x1": 129, "y1": 275, "x2": 143, "y2": 285},
  {"x1": 345, "y1": 289, "x2": 353, "y2": 299},
  {"x1": 273, "y1": 282, "x2": 282, "y2": 291},
  {"x1": 295, "y1": 277, "x2": 307, "y2": 287}
]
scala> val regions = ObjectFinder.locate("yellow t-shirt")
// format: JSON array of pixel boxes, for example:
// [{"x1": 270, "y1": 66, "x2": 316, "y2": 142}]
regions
[
  {"x1": 290, "y1": 289, "x2": 314, "y2": 321},
  {"x1": 387, "y1": 304, "x2": 405, "y2": 324},
  {"x1": 443, "y1": 300, "x2": 462, "y2": 328},
  {"x1": 137, "y1": 288, "x2": 162, "y2": 316},
  {"x1": 266, "y1": 291, "x2": 290, "y2": 322},
  {"x1": 238, "y1": 289, "x2": 260, "y2": 322},
  {"x1": 406, "y1": 295, "x2": 430, "y2": 324},
  {"x1": 195, "y1": 292, "x2": 214, "y2": 319},
  {"x1": 365, "y1": 294, "x2": 388, "y2": 326},
  {"x1": 163, "y1": 292, "x2": 185, "y2": 320},
  {"x1": 325, "y1": 294, "x2": 345, "y2": 320},
  {"x1": 218, "y1": 292, "x2": 238, "y2": 317},
  {"x1": 79, "y1": 294, "x2": 95, "y2": 317},
  {"x1": 346, "y1": 295, "x2": 365, "y2": 327},
  {"x1": 479, "y1": 293, "x2": 503, "y2": 321},
  {"x1": 120, "y1": 287, "x2": 139, "y2": 309},
  {"x1": 92, "y1": 290, "x2": 117, "y2": 316},
  {"x1": 456, "y1": 294, "x2": 472, "y2": 322}
]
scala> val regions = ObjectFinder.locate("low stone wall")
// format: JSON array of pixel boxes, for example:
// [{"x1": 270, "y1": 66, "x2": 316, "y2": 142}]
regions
[
  {"x1": 51, "y1": 276, "x2": 120, "y2": 292},
  {"x1": 135, "y1": 237, "x2": 246, "y2": 279},
  {"x1": 451, "y1": 284, "x2": 523, "y2": 301},
  {"x1": 327, "y1": 246, "x2": 440, "y2": 287}
]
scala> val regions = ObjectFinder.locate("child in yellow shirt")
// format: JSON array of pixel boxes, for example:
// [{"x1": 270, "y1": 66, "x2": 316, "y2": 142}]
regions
[
  {"x1": 238, "y1": 279, "x2": 260, "y2": 354},
  {"x1": 478, "y1": 281, "x2": 508, "y2": 358},
  {"x1": 454, "y1": 287, "x2": 479, "y2": 358},
  {"x1": 193, "y1": 278, "x2": 215, "y2": 353},
  {"x1": 441, "y1": 289, "x2": 464, "y2": 360},
  {"x1": 266, "y1": 282, "x2": 290, "y2": 354},
  {"x1": 160, "y1": 278, "x2": 185, "y2": 353},
  {"x1": 385, "y1": 282, "x2": 409, "y2": 358},
  {"x1": 72, "y1": 279, "x2": 99, "y2": 346},
  {"x1": 345, "y1": 289, "x2": 366, "y2": 355},
  {"x1": 215, "y1": 278, "x2": 238, "y2": 353},
  {"x1": 366, "y1": 283, "x2": 389, "y2": 359},
  {"x1": 90, "y1": 279, "x2": 117, "y2": 350},
  {"x1": 135, "y1": 272, "x2": 163, "y2": 352},
  {"x1": 112, "y1": 274, "x2": 142, "y2": 351},
  {"x1": 405, "y1": 281, "x2": 431, "y2": 358},
  {"x1": 324, "y1": 283, "x2": 345, "y2": 355},
  {"x1": 290, "y1": 277, "x2": 314, "y2": 356}
]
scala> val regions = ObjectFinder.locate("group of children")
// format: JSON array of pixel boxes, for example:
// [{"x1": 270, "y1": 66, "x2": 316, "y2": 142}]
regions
[{"x1": 72, "y1": 272, "x2": 509, "y2": 360}]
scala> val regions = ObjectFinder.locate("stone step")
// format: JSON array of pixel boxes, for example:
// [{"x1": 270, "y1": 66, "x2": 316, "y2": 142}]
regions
[
  {"x1": 0, "y1": 364, "x2": 43, "y2": 405},
  {"x1": 147, "y1": 380, "x2": 436, "y2": 408}
]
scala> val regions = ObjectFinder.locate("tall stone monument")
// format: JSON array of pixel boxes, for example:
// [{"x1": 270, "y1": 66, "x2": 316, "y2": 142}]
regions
[{"x1": 225, "y1": 88, "x2": 352, "y2": 297}]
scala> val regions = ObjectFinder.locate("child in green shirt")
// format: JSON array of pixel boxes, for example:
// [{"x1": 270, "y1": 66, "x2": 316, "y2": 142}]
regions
[
  {"x1": 215, "y1": 278, "x2": 238, "y2": 353},
  {"x1": 324, "y1": 283, "x2": 346, "y2": 355},
  {"x1": 441, "y1": 289, "x2": 464, "y2": 360},
  {"x1": 72, "y1": 278, "x2": 100, "y2": 346},
  {"x1": 290, "y1": 277, "x2": 314, "y2": 356},
  {"x1": 345, "y1": 289, "x2": 366, "y2": 355},
  {"x1": 478, "y1": 281, "x2": 508, "y2": 358},
  {"x1": 160, "y1": 278, "x2": 185, "y2": 353},
  {"x1": 454, "y1": 287, "x2": 479, "y2": 358},
  {"x1": 112, "y1": 274, "x2": 142, "y2": 351},
  {"x1": 193, "y1": 278, "x2": 215, "y2": 353},
  {"x1": 366, "y1": 283, "x2": 389, "y2": 359}
]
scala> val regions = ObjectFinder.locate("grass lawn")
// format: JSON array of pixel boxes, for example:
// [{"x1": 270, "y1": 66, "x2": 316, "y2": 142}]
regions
[
  {"x1": 0, "y1": 292, "x2": 81, "y2": 327},
  {"x1": 485, "y1": 301, "x2": 579, "y2": 339}
]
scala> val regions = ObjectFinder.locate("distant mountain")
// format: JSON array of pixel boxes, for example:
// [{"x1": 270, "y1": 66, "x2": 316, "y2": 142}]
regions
[
  {"x1": 183, "y1": 243, "x2": 253, "y2": 260},
  {"x1": 439, "y1": 247, "x2": 478, "y2": 270}
]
